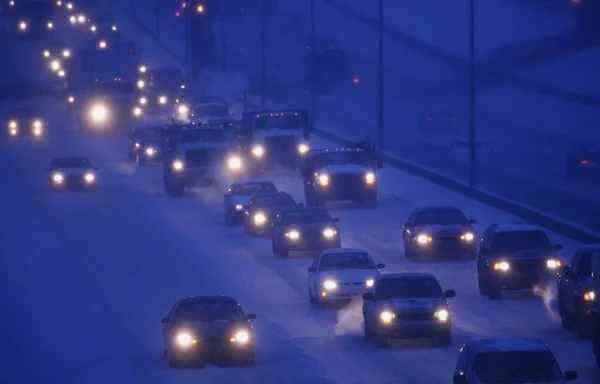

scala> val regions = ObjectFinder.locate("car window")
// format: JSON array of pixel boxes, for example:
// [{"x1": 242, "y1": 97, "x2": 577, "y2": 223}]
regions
[
  {"x1": 173, "y1": 301, "x2": 244, "y2": 322},
  {"x1": 376, "y1": 277, "x2": 443, "y2": 300},
  {"x1": 490, "y1": 231, "x2": 552, "y2": 253},
  {"x1": 318, "y1": 252, "x2": 375, "y2": 271},
  {"x1": 413, "y1": 209, "x2": 468, "y2": 226},
  {"x1": 473, "y1": 351, "x2": 561, "y2": 383},
  {"x1": 233, "y1": 183, "x2": 277, "y2": 196},
  {"x1": 281, "y1": 209, "x2": 332, "y2": 225}
]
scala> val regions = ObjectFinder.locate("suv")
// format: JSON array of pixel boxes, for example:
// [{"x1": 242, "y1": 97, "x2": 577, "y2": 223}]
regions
[
  {"x1": 453, "y1": 338, "x2": 578, "y2": 383},
  {"x1": 476, "y1": 222, "x2": 563, "y2": 300}
]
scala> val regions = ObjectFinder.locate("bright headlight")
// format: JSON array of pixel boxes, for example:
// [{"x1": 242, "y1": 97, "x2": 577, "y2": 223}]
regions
[
  {"x1": 298, "y1": 143, "x2": 309, "y2": 153},
  {"x1": 111, "y1": 25, "x2": 117, "y2": 31},
  {"x1": 417, "y1": 234, "x2": 431, "y2": 244},
  {"x1": 133, "y1": 107, "x2": 142, "y2": 116},
  {"x1": 380, "y1": 310, "x2": 394, "y2": 323},
  {"x1": 52, "y1": 173, "x2": 64, "y2": 183},
  {"x1": 176, "y1": 333, "x2": 193, "y2": 346},
  {"x1": 285, "y1": 231, "x2": 299, "y2": 240},
  {"x1": 56, "y1": 0, "x2": 62, "y2": 6},
  {"x1": 178, "y1": 105, "x2": 189, "y2": 114},
  {"x1": 50, "y1": 60, "x2": 60, "y2": 71},
  {"x1": 43, "y1": 50, "x2": 50, "y2": 57},
  {"x1": 9, "y1": 128, "x2": 17, "y2": 135},
  {"x1": 365, "y1": 279, "x2": 374, "y2": 288},
  {"x1": 66, "y1": 2, "x2": 72, "y2": 10},
  {"x1": 62, "y1": 49, "x2": 70, "y2": 58},
  {"x1": 57, "y1": 70, "x2": 65, "y2": 77},
  {"x1": 493, "y1": 261, "x2": 510, "y2": 271},
  {"x1": 173, "y1": 159, "x2": 184, "y2": 171},
  {"x1": 318, "y1": 174, "x2": 329, "y2": 185},
  {"x1": 90, "y1": 105, "x2": 107, "y2": 121},
  {"x1": 235, "y1": 204, "x2": 243, "y2": 211},
  {"x1": 323, "y1": 228, "x2": 336, "y2": 238},
  {"x1": 228, "y1": 156, "x2": 242, "y2": 170},
  {"x1": 90, "y1": 25, "x2": 96, "y2": 32},
  {"x1": 583, "y1": 291, "x2": 595, "y2": 301},
  {"x1": 232, "y1": 330, "x2": 249, "y2": 343},
  {"x1": 251, "y1": 146, "x2": 264, "y2": 157},
  {"x1": 253, "y1": 213, "x2": 266, "y2": 224},
  {"x1": 9, "y1": 121, "x2": 17, "y2": 128},
  {"x1": 84, "y1": 173, "x2": 95, "y2": 182},
  {"x1": 47, "y1": 22, "x2": 54, "y2": 29},
  {"x1": 139, "y1": 65, "x2": 147, "y2": 73},
  {"x1": 145, "y1": 147, "x2": 155, "y2": 156},
  {"x1": 435, "y1": 309, "x2": 450, "y2": 322},
  {"x1": 33, "y1": 120, "x2": 42, "y2": 128},
  {"x1": 546, "y1": 259, "x2": 561, "y2": 269},
  {"x1": 68, "y1": 96, "x2": 75, "y2": 103},
  {"x1": 139, "y1": 97, "x2": 147, "y2": 105},
  {"x1": 365, "y1": 172, "x2": 375, "y2": 184},
  {"x1": 77, "y1": 15, "x2": 85, "y2": 23},
  {"x1": 19, "y1": 21, "x2": 27, "y2": 30},
  {"x1": 33, "y1": 128, "x2": 42, "y2": 136},
  {"x1": 323, "y1": 280, "x2": 337, "y2": 290},
  {"x1": 159, "y1": 96, "x2": 167, "y2": 104},
  {"x1": 69, "y1": 16, "x2": 76, "y2": 24},
  {"x1": 137, "y1": 80, "x2": 145, "y2": 89},
  {"x1": 461, "y1": 232, "x2": 474, "y2": 241},
  {"x1": 98, "y1": 40, "x2": 107, "y2": 49},
  {"x1": 135, "y1": 142, "x2": 140, "y2": 148}
]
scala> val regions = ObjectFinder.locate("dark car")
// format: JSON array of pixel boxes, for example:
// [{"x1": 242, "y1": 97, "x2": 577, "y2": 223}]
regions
[
  {"x1": 243, "y1": 192, "x2": 299, "y2": 236},
  {"x1": 402, "y1": 206, "x2": 477, "y2": 261},
  {"x1": 144, "y1": 67, "x2": 185, "y2": 109},
  {"x1": 476, "y1": 222, "x2": 563, "y2": 300},
  {"x1": 6, "y1": 109, "x2": 45, "y2": 137},
  {"x1": 88, "y1": 12, "x2": 118, "y2": 35},
  {"x1": 362, "y1": 273, "x2": 455, "y2": 348},
  {"x1": 271, "y1": 206, "x2": 341, "y2": 257},
  {"x1": 223, "y1": 178, "x2": 278, "y2": 225},
  {"x1": 417, "y1": 107, "x2": 458, "y2": 134},
  {"x1": 88, "y1": 29, "x2": 126, "y2": 50},
  {"x1": 564, "y1": 144, "x2": 600, "y2": 181},
  {"x1": 13, "y1": 0, "x2": 55, "y2": 39},
  {"x1": 128, "y1": 124, "x2": 164, "y2": 165},
  {"x1": 46, "y1": 157, "x2": 99, "y2": 191},
  {"x1": 161, "y1": 296, "x2": 256, "y2": 367},
  {"x1": 42, "y1": 39, "x2": 71, "y2": 60}
]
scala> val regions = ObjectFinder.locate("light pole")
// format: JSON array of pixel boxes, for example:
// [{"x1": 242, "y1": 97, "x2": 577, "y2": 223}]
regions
[
  {"x1": 260, "y1": 3, "x2": 266, "y2": 107},
  {"x1": 468, "y1": 0, "x2": 477, "y2": 187},
  {"x1": 377, "y1": 0, "x2": 384, "y2": 151},
  {"x1": 310, "y1": 0, "x2": 316, "y2": 128}
]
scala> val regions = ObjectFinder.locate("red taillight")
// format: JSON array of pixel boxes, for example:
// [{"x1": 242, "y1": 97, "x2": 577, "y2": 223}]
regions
[
  {"x1": 175, "y1": 11, "x2": 180, "y2": 16},
  {"x1": 426, "y1": 117, "x2": 433, "y2": 121},
  {"x1": 450, "y1": 117, "x2": 456, "y2": 121},
  {"x1": 581, "y1": 160, "x2": 594, "y2": 165},
  {"x1": 352, "y1": 77, "x2": 359, "y2": 84}
]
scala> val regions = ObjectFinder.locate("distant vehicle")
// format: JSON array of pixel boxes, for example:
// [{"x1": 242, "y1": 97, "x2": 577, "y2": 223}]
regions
[
  {"x1": 308, "y1": 248, "x2": 384, "y2": 307},
  {"x1": 453, "y1": 338, "x2": 578, "y2": 383},
  {"x1": 271, "y1": 206, "x2": 341, "y2": 257},
  {"x1": 223, "y1": 178, "x2": 278, "y2": 225},
  {"x1": 41, "y1": 40, "x2": 71, "y2": 60},
  {"x1": 12, "y1": 0, "x2": 55, "y2": 39},
  {"x1": 161, "y1": 125, "x2": 245, "y2": 197},
  {"x1": 564, "y1": 144, "x2": 600, "y2": 181},
  {"x1": 85, "y1": 29, "x2": 126, "y2": 50},
  {"x1": 302, "y1": 148, "x2": 381, "y2": 207},
  {"x1": 305, "y1": 35, "x2": 347, "y2": 82},
  {"x1": 476, "y1": 222, "x2": 563, "y2": 300},
  {"x1": 418, "y1": 107, "x2": 458, "y2": 133},
  {"x1": 161, "y1": 296, "x2": 256, "y2": 367},
  {"x1": 46, "y1": 157, "x2": 98, "y2": 191},
  {"x1": 5, "y1": 109, "x2": 44, "y2": 137},
  {"x1": 143, "y1": 67, "x2": 185, "y2": 110},
  {"x1": 127, "y1": 124, "x2": 164, "y2": 165},
  {"x1": 190, "y1": 101, "x2": 235, "y2": 126},
  {"x1": 402, "y1": 206, "x2": 477, "y2": 261},
  {"x1": 88, "y1": 12, "x2": 118, "y2": 35},
  {"x1": 444, "y1": 140, "x2": 492, "y2": 161},
  {"x1": 557, "y1": 245, "x2": 598, "y2": 340},
  {"x1": 362, "y1": 273, "x2": 455, "y2": 347},
  {"x1": 243, "y1": 191, "x2": 298, "y2": 236}
]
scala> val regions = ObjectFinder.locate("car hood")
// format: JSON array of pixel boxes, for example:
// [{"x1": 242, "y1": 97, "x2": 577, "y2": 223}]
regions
[
  {"x1": 320, "y1": 164, "x2": 371, "y2": 174},
  {"x1": 50, "y1": 168, "x2": 94, "y2": 176},
  {"x1": 413, "y1": 224, "x2": 471, "y2": 235},
  {"x1": 173, "y1": 319, "x2": 250, "y2": 339},
  {"x1": 229, "y1": 195, "x2": 253, "y2": 207},
  {"x1": 379, "y1": 297, "x2": 446, "y2": 312},
  {"x1": 492, "y1": 249, "x2": 555, "y2": 260},
  {"x1": 316, "y1": 269, "x2": 378, "y2": 283}
]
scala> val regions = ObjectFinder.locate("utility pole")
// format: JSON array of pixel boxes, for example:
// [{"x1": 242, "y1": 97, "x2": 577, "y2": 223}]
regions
[
  {"x1": 468, "y1": 0, "x2": 477, "y2": 187},
  {"x1": 260, "y1": 3, "x2": 266, "y2": 107},
  {"x1": 310, "y1": 0, "x2": 316, "y2": 128},
  {"x1": 377, "y1": 0, "x2": 384, "y2": 151}
]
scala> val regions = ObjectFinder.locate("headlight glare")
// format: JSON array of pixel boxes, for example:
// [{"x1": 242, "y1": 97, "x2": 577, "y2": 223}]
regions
[
  {"x1": 133, "y1": 107, "x2": 142, "y2": 116},
  {"x1": 253, "y1": 213, "x2": 266, "y2": 224},
  {"x1": 365, "y1": 172, "x2": 375, "y2": 184},
  {"x1": 318, "y1": 174, "x2": 329, "y2": 185},
  {"x1": 493, "y1": 261, "x2": 510, "y2": 271},
  {"x1": 235, "y1": 204, "x2": 243, "y2": 211},
  {"x1": 251, "y1": 146, "x2": 264, "y2": 157},
  {"x1": 298, "y1": 143, "x2": 309, "y2": 153},
  {"x1": 52, "y1": 173, "x2": 64, "y2": 183},
  {"x1": 84, "y1": 173, "x2": 95, "y2": 182},
  {"x1": 137, "y1": 80, "x2": 145, "y2": 89},
  {"x1": 546, "y1": 259, "x2": 561, "y2": 269},
  {"x1": 232, "y1": 330, "x2": 250, "y2": 343},
  {"x1": 435, "y1": 309, "x2": 450, "y2": 322},
  {"x1": 145, "y1": 147, "x2": 155, "y2": 156},
  {"x1": 176, "y1": 333, "x2": 193, "y2": 346},
  {"x1": 228, "y1": 156, "x2": 242, "y2": 170},
  {"x1": 178, "y1": 105, "x2": 189, "y2": 114},
  {"x1": 9, "y1": 121, "x2": 17, "y2": 128},
  {"x1": 285, "y1": 231, "x2": 299, "y2": 240},
  {"x1": 90, "y1": 105, "x2": 107, "y2": 121},
  {"x1": 159, "y1": 96, "x2": 167, "y2": 104},
  {"x1": 416, "y1": 234, "x2": 432, "y2": 244},
  {"x1": 461, "y1": 232, "x2": 474, "y2": 241},
  {"x1": 365, "y1": 279, "x2": 374, "y2": 287},
  {"x1": 380, "y1": 311, "x2": 394, "y2": 323},
  {"x1": 583, "y1": 291, "x2": 595, "y2": 301},
  {"x1": 323, "y1": 228, "x2": 336, "y2": 238},
  {"x1": 173, "y1": 159, "x2": 184, "y2": 171},
  {"x1": 323, "y1": 280, "x2": 337, "y2": 290}
]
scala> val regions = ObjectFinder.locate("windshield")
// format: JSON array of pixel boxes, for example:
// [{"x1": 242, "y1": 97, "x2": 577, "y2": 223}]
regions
[
  {"x1": 413, "y1": 209, "x2": 468, "y2": 226},
  {"x1": 319, "y1": 252, "x2": 375, "y2": 271},
  {"x1": 135, "y1": 127, "x2": 163, "y2": 140},
  {"x1": 50, "y1": 158, "x2": 92, "y2": 168},
  {"x1": 319, "y1": 151, "x2": 371, "y2": 167},
  {"x1": 491, "y1": 231, "x2": 552, "y2": 253},
  {"x1": 180, "y1": 129, "x2": 230, "y2": 144},
  {"x1": 376, "y1": 277, "x2": 443, "y2": 299},
  {"x1": 281, "y1": 209, "x2": 332, "y2": 225},
  {"x1": 174, "y1": 301, "x2": 244, "y2": 323},
  {"x1": 151, "y1": 69, "x2": 183, "y2": 89},
  {"x1": 255, "y1": 114, "x2": 303, "y2": 131},
  {"x1": 252, "y1": 195, "x2": 295, "y2": 207},
  {"x1": 233, "y1": 183, "x2": 277, "y2": 196},
  {"x1": 473, "y1": 351, "x2": 560, "y2": 383},
  {"x1": 194, "y1": 105, "x2": 229, "y2": 117}
]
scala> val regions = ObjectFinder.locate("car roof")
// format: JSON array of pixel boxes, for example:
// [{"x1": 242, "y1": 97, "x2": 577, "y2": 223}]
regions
[
  {"x1": 49, "y1": 157, "x2": 92, "y2": 166},
  {"x1": 231, "y1": 178, "x2": 274, "y2": 186},
  {"x1": 379, "y1": 272, "x2": 436, "y2": 280},
  {"x1": 466, "y1": 338, "x2": 549, "y2": 353},
  {"x1": 489, "y1": 222, "x2": 544, "y2": 233},
  {"x1": 321, "y1": 248, "x2": 368, "y2": 255},
  {"x1": 178, "y1": 295, "x2": 238, "y2": 305}
]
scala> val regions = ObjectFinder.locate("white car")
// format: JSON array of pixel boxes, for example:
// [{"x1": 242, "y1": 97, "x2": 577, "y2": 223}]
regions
[
  {"x1": 46, "y1": 157, "x2": 98, "y2": 191},
  {"x1": 223, "y1": 178, "x2": 277, "y2": 225},
  {"x1": 307, "y1": 248, "x2": 385, "y2": 307}
]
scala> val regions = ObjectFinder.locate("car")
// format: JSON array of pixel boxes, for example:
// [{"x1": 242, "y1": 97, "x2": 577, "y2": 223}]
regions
[
  {"x1": 5, "y1": 109, "x2": 44, "y2": 137},
  {"x1": 302, "y1": 148, "x2": 381, "y2": 207},
  {"x1": 41, "y1": 40, "x2": 71, "y2": 60},
  {"x1": 160, "y1": 296, "x2": 256, "y2": 367},
  {"x1": 86, "y1": 29, "x2": 126, "y2": 51},
  {"x1": 557, "y1": 245, "x2": 599, "y2": 339},
  {"x1": 271, "y1": 206, "x2": 341, "y2": 258},
  {"x1": 174, "y1": 95, "x2": 230, "y2": 123},
  {"x1": 243, "y1": 191, "x2": 298, "y2": 236},
  {"x1": 190, "y1": 100, "x2": 233, "y2": 124},
  {"x1": 88, "y1": 12, "x2": 118, "y2": 34},
  {"x1": 46, "y1": 157, "x2": 99, "y2": 191},
  {"x1": 564, "y1": 144, "x2": 600, "y2": 181},
  {"x1": 443, "y1": 139, "x2": 492, "y2": 164},
  {"x1": 127, "y1": 124, "x2": 164, "y2": 165},
  {"x1": 199, "y1": 118, "x2": 237, "y2": 130},
  {"x1": 452, "y1": 338, "x2": 578, "y2": 383},
  {"x1": 223, "y1": 179, "x2": 277, "y2": 225},
  {"x1": 362, "y1": 273, "x2": 455, "y2": 348},
  {"x1": 308, "y1": 248, "x2": 385, "y2": 307},
  {"x1": 476, "y1": 222, "x2": 563, "y2": 300},
  {"x1": 402, "y1": 206, "x2": 477, "y2": 261},
  {"x1": 144, "y1": 66, "x2": 185, "y2": 110},
  {"x1": 13, "y1": 0, "x2": 55, "y2": 39},
  {"x1": 417, "y1": 107, "x2": 458, "y2": 133}
]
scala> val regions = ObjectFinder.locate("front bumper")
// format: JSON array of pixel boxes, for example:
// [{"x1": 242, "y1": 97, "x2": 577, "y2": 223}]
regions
[
  {"x1": 378, "y1": 321, "x2": 450, "y2": 339},
  {"x1": 492, "y1": 270, "x2": 556, "y2": 290},
  {"x1": 51, "y1": 176, "x2": 96, "y2": 190},
  {"x1": 319, "y1": 284, "x2": 369, "y2": 301},
  {"x1": 171, "y1": 340, "x2": 253, "y2": 361},
  {"x1": 412, "y1": 241, "x2": 476, "y2": 258},
  {"x1": 282, "y1": 236, "x2": 341, "y2": 252},
  {"x1": 314, "y1": 183, "x2": 377, "y2": 202}
]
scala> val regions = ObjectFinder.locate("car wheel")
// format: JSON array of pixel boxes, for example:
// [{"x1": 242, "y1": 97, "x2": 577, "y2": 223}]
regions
[
  {"x1": 559, "y1": 295, "x2": 575, "y2": 330},
  {"x1": 477, "y1": 266, "x2": 489, "y2": 295},
  {"x1": 438, "y1": 330, "x2": 451, "y2": 346},
  {"x1": 487, "y1": 278, "x2": 501, "y2": 300},
  {"x1": 576, "y1": 310, "x2": 592, "y2": 339},
  {"x1": 363, "y1": 319, "x2": 373, "y2": 340},
  {"x1": 403, "y1": 244, "x2": 412, "y2": 259},
  {"x1": 308, "y1": 285, "x2": 315, "y2": 303},
  {"x1": 169, "y1": 353, "x2": 182, "y2": 368}
]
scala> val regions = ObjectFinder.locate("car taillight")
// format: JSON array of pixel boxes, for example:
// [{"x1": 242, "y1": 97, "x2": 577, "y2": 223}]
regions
[
  {"x1": 353, "y1": 77, "x2": 360, "y2": 84},
  {"x1": 426, "y1": 117, "x2": 433, "y2": 121},
  {"x1": 450, "y1": 117, "x2": 456, "y2": 121},
  {"x1": 581, "y1": 160, "x2": 594, "y2": 165}
]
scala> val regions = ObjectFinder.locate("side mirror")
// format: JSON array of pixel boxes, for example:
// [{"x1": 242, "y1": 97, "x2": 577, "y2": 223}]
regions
[
  {"x1": 308, "y1": 266, "x2": 317, "y2": 272},
  {"x1": 333, "y1": 218, "x2": 340, "y2": 223},
  {"x1": 298, "y1": 202, "x2": 304, "y2": 207},
  {"x1": 564, "y1": 371, "x2": 578, "y2": 381},
  {"x1": 553, "y1": 244, "x2": 563, "y2": 251},
  {"x1": 469, "y1": 219, "x2": 477, "y2": 224},
  {"x1": 246, "y1": 313, "x2": 256, "y2": 320},
  {"x1": 479, "y1": 247, "x2": 489, "y2": 254},
  {"x1": 453, "y1": 374, "x2": 468, "y2": 384},
  {"x1": 376, "y1": 159, "x2": 383, "y2": 169},
  {"x1": 376, "y1": 263, "x2": 385, "y2": 269},
  {"x1": 362, "y1": 292, "x2": 374, "y2": 301},
  {"x1": 160, "y1": 317, "x2": 171, "y2": 324},
  {"x1": 443, "y1": 289, "x2": 456, "y2": 298}
]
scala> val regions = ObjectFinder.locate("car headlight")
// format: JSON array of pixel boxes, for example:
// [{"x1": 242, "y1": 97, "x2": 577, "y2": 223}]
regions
[
  {"x1": 253, "y1": 213, "x2": 266, "y2": 224},
  {"x1": 135, "y1": 142, "x2": 140, "y2": 148},
  {"x1": 137, "y1": 80, "x2": 145, "y2": 89},
  {"x1": 50, "y1": 60, "x2": 61, "y2": 71},
  {"x1": 66, "y1": 2, "x2": 72, "y2": 10},
  {"x1": 139, "y1": 97, "x2": 147, "y2": 105},
  {"x1": 69, "y1": 16, "x2": 76, "y2": 24},
  {"x1": 159, "y1": 96, "x2": 167, "y2": 104},
  {"x1": 298, "y1": 143, "x2": 309, "y2": 153},
  {"x1": 493, "y1": 261, "x2": 510, "y2": 271},
  {"x1": 318, "y1": 174, "x2": 329, "y2": 185},
  {"x1": 98, "y1": 40, "x2": 107, "y2": 49},
  {"x1": 251, "y1": 146, "x2": 264, "y2": 157},
  {"x1": 33, "y1": 127, "x2": 42, "y2": 136},
  {"x1": 178, "y1": 105, "x2": 189, "y2": 114},
  {"x1": 365, "y1": 279, "x2": 374, "y2": 288},
  {"x1": 323, "y1": 280, "x2": 337, "y2": 290},
  {"x1": 52, "y1": 173, "x2": 63, "y2": 183},
  {"x1": 62, "y1": 49, "x2": 70, "y2": 58},
  {"x1": 84, "y1": 173, "x2": 95, "y2": 183},
  {"x1": 133, "y1": 107, "x2": 142, "y2": 116},
  {"x1": 231, "y1": 330, "x2": 250, "y2": 343},
  {"x1": 145, "y1": 147, "x2": 155, "y2": 156},
  {"x1": 68, "y1": 96, "x2": 75, "y2": 103},
  {"x1": 365, "y1": 172, "x2": 375, "y2": 184},
  {"x1": 19, "y1": 21, "x2": 27, "y2": 30},
  {"x1": 583, "y1": 291, "x2": 595, "y2": 301},
  {"x1": 77, "y1": 15, "x2": 85, "y2": 23},
  {"x1": 90, "y1": 25, "x2": 96, "y2": 32},
  {"x1": 111, "y1": 25, "x2": 117, "y2": 31},
  {"x1": 47, "y1": 22, "x2": 54, "y2": 29},
  {"x1": 235, "y1": 204, "x2": 243, "y2": 211},
  {"x1": 33, "y1": 120, "x2": 42, "y2": 129},
  {"x1": 90, "y1": 105, "x2": 107, "y2": 121},
  {"x1": 176, "y1": 332, "x2": 195, "y2": 346},
  {"x1": 435, "y1": 309, "x2": 450, "y2": 322},
  {"x1": 461, "y1": 232, "x2": 474, "y2": 241},
  {"x1": 172, "y1": 159, "x2": 184, "y2": 171},
  {"x1": 43, "y1": 50, "x2": 50, "y2": 58},
  {"x1": 379, "y1": 310, "x2": 395, "y2": 323},
  {"x1": 9, "y1": 128, "x2": 17, "y2": 135},
  {"x1": 323, "y1": 228, "x2": 336, "y2": 238},
  {"x1": 228, "y1": 156, "x2": 242, "y2": 170},
  {"x1": 285, "y1": 230, "x2": 299, "y2": 240},
  {"x1": 139, "y1": 65, "x2": 147, "y2": 73},
  {"x1": 57, "y1": 70, "x2": 65, "y2": 77},
  {"x1": 9, "y1": 121, "x2": 17, "y2": 129},
  {"x1": 56, "y1": 0, "x2": 62, "y2": 6},
  {"x1": 546, "y1": 259, "x2": 561, "y2": 269},
  {"x1": 416, "y1": 234, "x2": 432, "y2": 244}
]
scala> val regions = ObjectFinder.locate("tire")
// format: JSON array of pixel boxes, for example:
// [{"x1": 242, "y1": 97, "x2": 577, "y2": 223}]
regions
[
  {"x1": 169, "y1": 354, "x2": 181, "y2": 368},
  {"x1": 477, "y1": 266, "x2": 489, "y2": 295},
  {"x1": 488, "y1": 279, "x2": 501, "y2": 300},
  {"x1": 168, "y1": 182, "x2": 184, "y2": 198},
  {"x1": 272, "y1": 241, "x2": 279, "y2": 256},
  {"x1": 363, "y1": 319, "x2": 373, "y2": 340},
  {"x1": 374, "y1": 328, "x2": 388, "y2": 348},
  {"x1": 403, "y1": 244, "x2": 412, "y2": 259},
  {"x1": 559, "y1": 295, "x2": 575, "y2": 330},
  {"x1": 576, "y1": 311, "x2": 592, "y2": 339},
  {"x1": 438, "y1": 330, "x2": 451, "y2": 346},
  {"x1": 309, "y1": 285, "x2": 316, "y2": 303}
]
